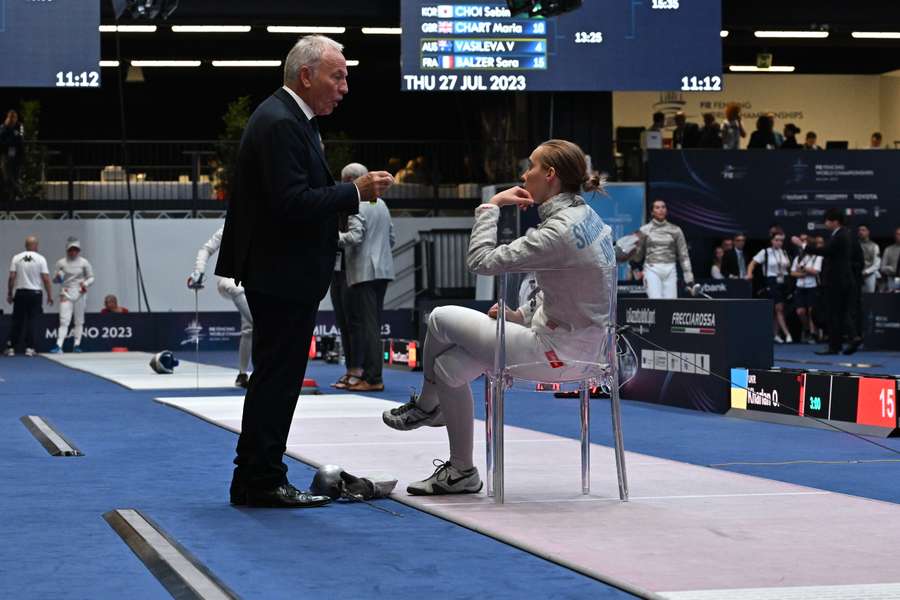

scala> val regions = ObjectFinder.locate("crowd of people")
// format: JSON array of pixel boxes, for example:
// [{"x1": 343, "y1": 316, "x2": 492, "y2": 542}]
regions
[{"x1": 650, "y1": 104, "x2": 891, "y2": 151}]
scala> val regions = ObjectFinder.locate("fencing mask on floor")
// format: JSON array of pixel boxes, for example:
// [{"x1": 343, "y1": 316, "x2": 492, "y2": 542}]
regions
[
  {"x1": 310, "y1": 464, "x2": 397, "y2": 501},
  {"x1": 149, "y1": 350, "x2": 179, "y2": 374}
]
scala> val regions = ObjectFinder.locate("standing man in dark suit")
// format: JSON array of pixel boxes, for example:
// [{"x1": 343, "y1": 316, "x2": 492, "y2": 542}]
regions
[
  {"x1": 721, "y1": 233, "x2": 748, "y2": 279},
  {"x1": 215, "y1": 35, "x2": 394, "y2": 508},
  {"x1": 792, "y1": 208, "x2": 858, "y2": 355}
]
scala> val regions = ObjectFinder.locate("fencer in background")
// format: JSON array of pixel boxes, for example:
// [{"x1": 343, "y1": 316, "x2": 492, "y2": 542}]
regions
[
  {"x1": 187, "y1": 226, "x2": 253, "y2": 388},
  {"x1": 383, "y1": 139, "x2": 615, "y2": 496},
  {"x1": 50, "y1": 237, "x2": 94, "y2": 353},
  {"x1": 633, "y1": 199, "x2": 693, "y2": 299}
]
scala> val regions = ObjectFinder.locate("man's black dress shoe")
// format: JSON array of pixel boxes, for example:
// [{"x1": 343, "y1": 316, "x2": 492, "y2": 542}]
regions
[
  {"x1": 230, "y1": 486, "x2": 247, "y2": 506},
  {"x1": 815, "y1": 350, "x2": 840, "y2": 355},
  {"x1": 245, "y1": 483, "x2": 332, "y2": 508},
  {"x1": 842, "y1": 338, "x2": 862, "y2": 355}
]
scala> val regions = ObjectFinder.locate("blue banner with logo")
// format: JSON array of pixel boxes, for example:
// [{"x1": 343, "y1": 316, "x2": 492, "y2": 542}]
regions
[
  {"x1": 584, "y1": 183, "x2": 645, "y2": 279},
  {"x1": 647, "y1": 150, "x2": 899, "y2": 239}
]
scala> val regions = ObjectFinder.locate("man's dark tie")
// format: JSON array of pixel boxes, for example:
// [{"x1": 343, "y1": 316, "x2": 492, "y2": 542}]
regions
[{"x1": 309, "y1": 117, "x2": 324, "y2": 152}]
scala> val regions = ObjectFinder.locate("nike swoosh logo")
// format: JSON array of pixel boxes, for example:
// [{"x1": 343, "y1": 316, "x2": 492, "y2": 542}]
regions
[{"x1": 445, "y1": 473, "x2": 471, "y2": 486}]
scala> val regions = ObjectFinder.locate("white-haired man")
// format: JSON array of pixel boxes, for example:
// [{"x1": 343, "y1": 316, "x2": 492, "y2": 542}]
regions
[
  {"x1": 330, "y1": 162, "x2": 395, "y2": 392},
  {"x1": 215, "y1": 35, "x2": 394, "y2": 508}
]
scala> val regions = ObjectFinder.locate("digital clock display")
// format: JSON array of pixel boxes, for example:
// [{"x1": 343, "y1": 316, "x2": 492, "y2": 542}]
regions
[
  {"x1": 401, "y1": 1, "x2": 721, "y2": 91},
  {"x1": 0, "y1": 0, "x2": 100, "y2": 87}
]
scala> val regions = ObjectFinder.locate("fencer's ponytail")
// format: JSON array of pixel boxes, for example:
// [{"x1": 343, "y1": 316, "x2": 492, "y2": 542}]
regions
[
  {"x1": 582, "y1": 172, "x2": 607, "y2": 195},
  {"x1": 537, "y1": 139, "x2": 605, "y2": 195}
]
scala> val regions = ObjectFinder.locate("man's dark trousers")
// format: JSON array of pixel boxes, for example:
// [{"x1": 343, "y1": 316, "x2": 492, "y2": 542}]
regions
[
  {"x1": 824, "y1": 282, "x2": 854, "y2": 352},
  {"x1": 5, "y1": 290, "x2": 42, "y2": 350},
  {"x1": 233, "y1": 289, "x2": 318, "y2": 491},
  {"x1": 352, "y1": 279, "x2": 388, "y2": 384}
]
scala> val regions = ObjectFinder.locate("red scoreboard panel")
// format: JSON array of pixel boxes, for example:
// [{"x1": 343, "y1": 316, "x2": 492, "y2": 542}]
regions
[{"x1": 744, "y1": 369, "x2": 898, "y2": 434}]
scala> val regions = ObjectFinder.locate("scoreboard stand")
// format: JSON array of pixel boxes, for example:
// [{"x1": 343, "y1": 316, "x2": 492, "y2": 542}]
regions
[{"x1": 729, "y1": 367, "x2": 899, "y2": 438}]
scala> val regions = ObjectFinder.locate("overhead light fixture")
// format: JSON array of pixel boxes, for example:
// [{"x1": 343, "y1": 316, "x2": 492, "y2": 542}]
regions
[
  {"x1": 131, "y1": 60, "x2": 201, "y2": 67},
  {"x1": 852, "y1": 31, "x2": 900, "y2": 39},
  {"x1": 361, "y1": 27, "x2": 401, "y2": 35},
  {"x1": 100, "y1": 60, "x2": 121, "y2": 67},
  {"x1": 99, "y1": 25, "x2": 158, "y2": 32},
  {"x1": 266, "y1": 26, "x2": 346, "y2": 34},
  {"x1": 212, "y1": 60, "x2": 282, "y2": 67},
  {"x1": 720, "y1": 30, "x2": 729, "y2": 38},
  {"x1": 754, "y1": 31, "x2": 828, "y2": 39},
  {"x1": 171, "y1": 25, "x2": 251, "y2": 33},
  {"x1": 347, "y1": 60, "x2": 360, "y2": 66},
  {"x1": 729, "y1": 65, "x2": 796, "y2": 72}
]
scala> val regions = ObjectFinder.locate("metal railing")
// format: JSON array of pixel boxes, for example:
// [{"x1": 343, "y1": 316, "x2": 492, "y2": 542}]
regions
[{"x1": 3, "y1": 138, "x2": 529, "y2": 217}]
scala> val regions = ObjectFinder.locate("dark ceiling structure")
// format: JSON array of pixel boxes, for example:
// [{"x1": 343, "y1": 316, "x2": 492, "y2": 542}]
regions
[{"x1": 100, "y1": 0, "x2": 900, "y2": 75}]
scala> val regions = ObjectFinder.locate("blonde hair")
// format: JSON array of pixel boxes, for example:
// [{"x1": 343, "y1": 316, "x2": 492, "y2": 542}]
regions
[{"x1": 536, "y1": 139, "x2": 604, "y2": 194}]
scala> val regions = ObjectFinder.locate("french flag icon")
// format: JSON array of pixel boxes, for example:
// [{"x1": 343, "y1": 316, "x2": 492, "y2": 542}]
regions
[{"x1": 441, "y1": 55, "x2": 454, "y2": 68}]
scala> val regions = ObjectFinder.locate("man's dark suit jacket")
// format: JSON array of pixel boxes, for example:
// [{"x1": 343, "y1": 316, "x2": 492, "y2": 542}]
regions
[
  {"x1": 721, "y1": 248, "x2": 747, "y2": 278},
  {"x1": 215, "y1": 87, "x2": 358, "y2": 302},
  {"x1": 804, "y1": 227, "x2": 853, "y2": 289},
  {"x1": 673, "y1": 123, "x2": 701, "y2": 148}
]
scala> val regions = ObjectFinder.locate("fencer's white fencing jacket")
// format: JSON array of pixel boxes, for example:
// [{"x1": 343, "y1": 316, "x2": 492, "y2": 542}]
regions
[
  {"x1": 54, "y1": 256, "x2": 94, "y2": 302},
  {"x1": 634, "y1": 218, "x2": 694, "y2": 282},
  {"x1": 467, "y1": 192, "x2": 616, "y2": 363},
  {"x1": 194, "y1": 227, "x2": 243, "y2": 298}
]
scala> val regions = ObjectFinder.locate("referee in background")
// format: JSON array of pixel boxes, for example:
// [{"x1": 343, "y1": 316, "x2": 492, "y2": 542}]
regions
[{"x1": 4, "y1": 236, "x2": 53, "y2": 356}]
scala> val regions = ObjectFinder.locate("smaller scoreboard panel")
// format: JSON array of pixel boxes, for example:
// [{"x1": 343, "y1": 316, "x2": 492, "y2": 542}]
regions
[{"x1": 731, "y1": 368, "x2": 898, "y2": 434}]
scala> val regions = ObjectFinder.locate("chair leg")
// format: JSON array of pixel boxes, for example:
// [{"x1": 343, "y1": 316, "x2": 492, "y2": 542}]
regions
[
  {"x1": 580, "y1": 380, "x2": 591, "y2": 495},
  {"x1": 484, "y1": 375, "x2": 494, "y2": 498},
  {"x1": 610, "y1": 367, "x2": 629, "y2": 501},
  {"x1": 492, "y1": 373, "x2": 506, "y2": 504}
]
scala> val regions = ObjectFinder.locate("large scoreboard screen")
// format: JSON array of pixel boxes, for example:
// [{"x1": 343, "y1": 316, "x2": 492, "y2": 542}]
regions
[
  {"x1": 0, "y1": 0, "x2": 100, "y2": 88},
  {"x1": 401, "y1": 1, "x2": 722, "y2": 92}
]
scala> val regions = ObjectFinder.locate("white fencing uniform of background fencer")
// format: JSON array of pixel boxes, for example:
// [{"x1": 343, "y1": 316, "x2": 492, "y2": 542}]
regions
[
  {"x1": 635, "y1": 219, "x2": 693, "y2": 299},
  {"x1": 194, "y1": 227, "x2": 253, "y2": 374},
  {"x1": 54, "y1": 255, "x2": 94, "y2": 348},
  {"x1": 415, "y1": 193, "x2": 616, "y2": 470}
]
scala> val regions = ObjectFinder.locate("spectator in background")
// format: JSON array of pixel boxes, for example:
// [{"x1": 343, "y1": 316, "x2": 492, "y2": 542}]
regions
[
  {"x1": 879, "y1": 226, "x2": 900, "y2": 290},
  {"x1": 698, "y1": 113, "x2": 722, "y2": 148},
  {"x1": 101, "y1": 294, "x2": 128, "y2": 314},
  {"x1": 768, "y1": 113, "x2": 784, "y2": 147},
  {"x1": 792, "y1": 209, "x2": 860, "y2": 355},
  {"x1": 790, "y1": 244, "x2": 823, "y2": 343},
  {"x1": 721, "y1": 238, "x2": 734, "y2": 253},
  {"x1": 804, "y1": 131, "x2": 822, "y2": 150},
  {"x1": 710, "y1": 246, "x2": 725, "y2": 279},
  {"x1": 333, "y1": 162, "x2": 396, "y2": 392},
  {"x1": 781, "y1": 123, "x2": 802, "y2": 149},
  {"x1": 672, "y1": 112, "x2": 700, "y2": 148},
  {"x1": 721, "y1": 103, "x2": 745, "y2": 149},
  {"x1": 746, "y1": 231, "x2": 793, "y2": 343},
  {"x1": 857, "y1": 224, "x2": 881, "y2": 293},
  {"x1": 869, "y1": 132, "x2": 884, "y2": 149},
  {"x1": 748, "y1": 115, "x2": 778, "y2": 149},
  {"x1": 722, "y1": 233, "x2": 748, "y2": 279},
  {"x1": 4, "y1": 236, "x2": 53, "y2": 357},
  {"x1": 0, "y1": 110, "x2": 25, "y2": 202},
  {"x1": 649, "y1": 111, "x2": 666, "y2": 132}
]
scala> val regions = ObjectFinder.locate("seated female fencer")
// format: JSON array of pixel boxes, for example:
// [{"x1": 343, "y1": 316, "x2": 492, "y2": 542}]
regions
[{"x1": 382, "y1": 139, "x2": 616, "y2": 496}]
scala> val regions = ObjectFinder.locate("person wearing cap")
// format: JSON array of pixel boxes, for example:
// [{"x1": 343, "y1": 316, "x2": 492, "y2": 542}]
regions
[{"x1": 50, "y1": 237, "x2": 94, "y2": 353}]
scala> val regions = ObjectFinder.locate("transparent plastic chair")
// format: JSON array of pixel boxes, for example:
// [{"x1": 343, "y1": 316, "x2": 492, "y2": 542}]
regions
[{"x1": 484, "y1": 264, "x2": 629, "y2": 504}]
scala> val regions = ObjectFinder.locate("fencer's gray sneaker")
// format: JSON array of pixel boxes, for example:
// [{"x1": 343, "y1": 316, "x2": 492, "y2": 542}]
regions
[
  {"x1": 382, "y1": 399, "x2": 445, "y2": 430},
  {"x1": 407, "y1": 460, "x2": 482, "y2": 496}
]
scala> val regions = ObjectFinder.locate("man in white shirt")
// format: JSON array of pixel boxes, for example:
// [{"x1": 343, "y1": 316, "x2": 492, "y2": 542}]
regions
[{"x1": 4, "y1": 236, "x2": 53, "y2": 356}]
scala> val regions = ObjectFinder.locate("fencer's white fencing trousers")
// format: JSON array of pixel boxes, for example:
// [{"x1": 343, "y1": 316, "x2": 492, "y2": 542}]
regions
[
  {"x1": 644, "y1": 262, "x2": 678, "y2": 299},
  {"x1": 415, "y1": 305, "x2": 601, "y2": 470},
  {"x1": 57, "y1": 292, "x2": 87, "y2": 348},
  {"x1": 217, "y1": 277, "x2": 253, "y2": 373}
]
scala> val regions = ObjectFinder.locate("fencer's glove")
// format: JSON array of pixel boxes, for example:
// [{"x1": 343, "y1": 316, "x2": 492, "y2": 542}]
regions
[
  {"x1": 187, "y1": 271, "x2": 204, "y2": 290},
  {"x1": 683, "y1": 274, "x2": 695, "y2": 286}
]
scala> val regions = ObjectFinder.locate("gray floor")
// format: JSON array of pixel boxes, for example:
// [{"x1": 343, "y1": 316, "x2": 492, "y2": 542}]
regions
[{"x1": 156, "y1": 393, "x2": 900, "y2": 597}]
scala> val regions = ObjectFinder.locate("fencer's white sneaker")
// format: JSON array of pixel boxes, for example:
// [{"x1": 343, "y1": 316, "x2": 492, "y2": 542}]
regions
[
  {"x1": 407, "y1": 460, "x2": 482, "y2": 496},
  {"x1": 382, "y1": 399, "x2": 446, "y2": 430},
  {"x1": 24, "y1": 348, "x2": 36, "y2": 357},
  {"x1": 3, "y1": 348, "x2": 13, "y2": 357},
  {"x1": 784, "y1": 334, "x2": 793, "y2": 344},
  {"x1": 773, "y1": 335, "x2": 783, "y2": 344}
]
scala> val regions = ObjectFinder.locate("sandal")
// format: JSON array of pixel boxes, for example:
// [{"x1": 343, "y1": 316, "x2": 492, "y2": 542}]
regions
[{"x1": 331, "y1": 374, "x2": 351, "y2": 389}]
